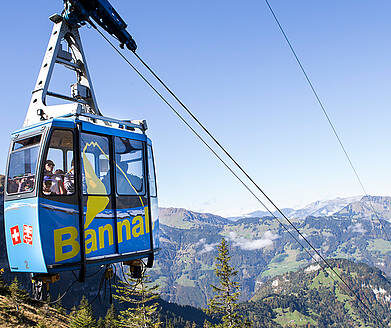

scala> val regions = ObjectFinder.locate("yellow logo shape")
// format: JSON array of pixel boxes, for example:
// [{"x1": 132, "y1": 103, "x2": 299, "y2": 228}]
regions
[{"x1": 82, "y1": 150, "x2": 110, "y2": 229}]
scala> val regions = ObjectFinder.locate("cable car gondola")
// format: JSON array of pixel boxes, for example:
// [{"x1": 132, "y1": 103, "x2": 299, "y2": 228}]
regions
[{"x1": 4, "y1": 6, "x2": 159, "y2": 287}]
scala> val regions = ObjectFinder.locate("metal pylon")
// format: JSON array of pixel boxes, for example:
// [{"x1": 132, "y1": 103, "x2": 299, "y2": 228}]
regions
[{"x1": 23, "y1": 15, "x2": 101, "y2": 127}]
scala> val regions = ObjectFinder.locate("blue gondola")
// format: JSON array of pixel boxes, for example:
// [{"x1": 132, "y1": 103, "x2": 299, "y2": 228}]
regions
[{"x1": 4, "y1": 2, "x2": 159, "y2": 287}]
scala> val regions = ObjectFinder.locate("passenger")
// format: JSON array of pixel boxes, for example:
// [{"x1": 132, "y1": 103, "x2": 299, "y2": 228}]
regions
[
  {"x1": 44, "y1": 160, "x2": 55, "y2": 178},
  {"x1": 24, "y1": 179, "x2": 33, "y2": 192},
  {"x1": 51, "y1": 169, "x2": 66, "y2": 195},
  {"x1": 42, "y1": 160, "x2": 56, "y2": 195},
  {"x1": 42, "y1": 177, "x2": 56, "y2": 196},
  {"x1": 17, "y1": 177, "x2": 28, "y2": 193},
  {"x1": 7, "y1": 178, "x2": 18, "y2": 194},
  {"x1": 64, "y1": 160, "x2": 75, "y2": 194},
  {"x1": 27, "y1": 175, "x2": 35, "y2": 191}
]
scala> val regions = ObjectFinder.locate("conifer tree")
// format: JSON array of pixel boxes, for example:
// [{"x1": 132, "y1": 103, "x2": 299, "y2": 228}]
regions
[
  {"x1": 69, "y1": 296, "x2": 96, "y2": 328},
  {"x1": 104, "y1": 303, "x2": 118, "y2": 328},
  {"x1": 36, "y1": 319, "x2": 48, "y2": 328},
  {"x1": 205, "y1": 238, "x2": 249, "y2": 327},
  {"x1": 97, "y1": 317, "x2": 104, "y2": 328},
  {"x1": 9, "y1": 277, "x2": 27, "y2": 311},
  {"x1": 69, "y1": 305, "x2": 77, "y2": 326},
  {"x1": 203, "y1": 320, "x2": 211, "y2": 328},
  {"x1": 114, "y1": 266, "x2": 161, "y2": 328},
  {"x1": 53, "y1": 293, "x2": 66, "y2": 315}
]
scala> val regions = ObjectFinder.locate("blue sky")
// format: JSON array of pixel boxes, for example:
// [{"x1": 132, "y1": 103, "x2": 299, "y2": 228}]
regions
[{"x1": 1, "y1": 1, "x2": 391, "y2": 216}]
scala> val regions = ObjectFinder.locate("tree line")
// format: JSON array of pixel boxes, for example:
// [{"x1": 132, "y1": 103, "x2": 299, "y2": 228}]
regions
[
  {"x1": 68, "y1": 238, "x2": 249, "y2": 327},
  {"x1": 0, "y1": 238, "x2": 252, "y2": 328}
]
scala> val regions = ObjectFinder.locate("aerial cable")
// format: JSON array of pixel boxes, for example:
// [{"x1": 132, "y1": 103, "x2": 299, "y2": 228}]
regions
[
  {"x1": 263, "y1": 0, "x2": 389, "y2": 241},
  {"x1": 93, "y1": 23, "x2": 386, "y2": 327},
  {"x1": 91, "y1": 24, "x2": 386, "y2": 327},
  {"x1": 91, "y1": 24, "x2": 318, "y2": 270},
  {"x1": 130, "y1": 55, "x2": 387, "y2": 328}
]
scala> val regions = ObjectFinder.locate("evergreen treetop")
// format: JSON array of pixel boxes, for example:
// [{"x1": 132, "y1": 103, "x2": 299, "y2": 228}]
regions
[
  {"x1": 114, "y1": 266, "x2": 161, "y2": 328},
  {"x1": 205, "y1": 238, "x2": 249, "y2": 328},
  {"x1": 69, "y1": 296, "x2": 96, "y2": 328}
]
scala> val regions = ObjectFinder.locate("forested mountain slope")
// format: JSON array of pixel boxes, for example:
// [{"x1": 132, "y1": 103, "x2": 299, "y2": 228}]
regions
[
  {"x1": 153, "y1": 197, "x2": 391, "y2": 307},
  {"x1": 2, "y1": 178, "x2": 391, "y2": 318},
  {"x1": 243, "y1": 259, "x2": 391, "y2": 327}
]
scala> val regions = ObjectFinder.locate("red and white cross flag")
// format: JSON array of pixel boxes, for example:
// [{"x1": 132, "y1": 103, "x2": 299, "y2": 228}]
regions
[
  {"x1": 10, "y1": 226, "x2": 21, "y2": 245},
  {"x1": 23, "y1": 225, "x2": 33, "y2": 246}
]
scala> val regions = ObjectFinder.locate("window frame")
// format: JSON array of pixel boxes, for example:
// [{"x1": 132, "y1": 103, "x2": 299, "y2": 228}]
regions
[
  {"x1": 147, "y1": 144, "x2": 157, "y2": 198},
  {"x1": 6, "y1": 135, "x2": 43, "y2": 197},
  {"x1": 12, "y1": 134, "x2": 42, "y2": 151},
  {"x1": 39, "y1": 128, "x2": 76, "y2": 199},
  {"x1": 80, "y1": 131, "x2": 113, "y2": 197},
  {"x1": 114, "y1": 136, "x2": 146, "y2": 197}
]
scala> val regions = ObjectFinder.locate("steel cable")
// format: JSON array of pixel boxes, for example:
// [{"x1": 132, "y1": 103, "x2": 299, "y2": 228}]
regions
[
  {"x1": 91, "y1": 23, "x2": 387, "y2": 327},
  {"x1": 263, "y1": 0, "x2": 390, "y2": 241}
]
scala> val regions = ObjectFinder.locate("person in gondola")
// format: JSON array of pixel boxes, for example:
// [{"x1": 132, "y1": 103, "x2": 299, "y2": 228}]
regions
[
  {"x1": 42, "y1": 159, "x2": 57, "y2": 195},
  {"x1": 17, "y1": 177, "x2": 28, "y2": 193},
  {"x1": 64, "y1": 160, "x2": 75, "y2": 194},
  {"x1": 42, "y1": 176, "x2": 56, "y2": 196},
  {"x1": 52, "y1": 169, "x2": 66, "y2": 195},
  {"x1": 7, "y1": 178, "x2": 18, "y2": 194},
  {"x1": 44, "y1": 160, "x2": 55, "y2": 178}
]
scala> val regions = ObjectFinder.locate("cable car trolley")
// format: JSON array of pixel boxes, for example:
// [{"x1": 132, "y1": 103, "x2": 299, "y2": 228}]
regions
[{"x1": 4, "y1": 1, "x2": 159, "y2": 287}]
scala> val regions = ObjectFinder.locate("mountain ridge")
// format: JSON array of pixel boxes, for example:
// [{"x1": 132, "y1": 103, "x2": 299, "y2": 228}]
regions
[
  {"x1": 2, "y1": 183, "x2": 391, "y2": 311},
  {"x1": 232, "y1": 195, "x2": 364, "y2": 221},
  {"x1": 152, "y1": 195, "x2": 391, "y2": 307}
]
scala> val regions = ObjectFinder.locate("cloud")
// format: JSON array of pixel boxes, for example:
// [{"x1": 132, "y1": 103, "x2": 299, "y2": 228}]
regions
[
  {"x1": 196, "y1": 238, "x2": 219, "y2": 254},
  {"x1": 200, "y1": 243, "x2": 219, "y2": 254},
  {"x1": 195, "y1": 238, "x2": 206, "y2": 247},
  {"x1": 349, "y1": 223, "x2": 366, "y2": 234},
  {"x1": 228, "y1": 231, "x2": 279, "y2": 251},
  {"x1": 196, "y1": 231, "x2": 279, "y2": 253}
]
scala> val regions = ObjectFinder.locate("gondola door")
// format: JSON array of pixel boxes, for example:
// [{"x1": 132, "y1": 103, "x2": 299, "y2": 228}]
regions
[
  {"x1": 79, "y1": 132, "x2": 117, "y2": 260},
  {"x1": 39, "y1": 128, "x2": 81, "y2": 270},
  {"x1": 114, "y1": 136, "x2": 151, "y2": 255}
]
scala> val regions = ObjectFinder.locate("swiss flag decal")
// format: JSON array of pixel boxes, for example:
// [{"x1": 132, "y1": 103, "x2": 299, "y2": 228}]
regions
[
  {"x1": 10, "y1": 226, "x2": 21, "y2": 245},
  {"x1": 23, "y1": 225, "x2": 33, "y2": 246}
]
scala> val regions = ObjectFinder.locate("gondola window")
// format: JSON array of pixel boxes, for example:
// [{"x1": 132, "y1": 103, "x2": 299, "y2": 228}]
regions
[
  {"x1": 115, "y1": 137, "x2": 144, "y2": 195},
  {"x1": 43, "y1": 130, "x2": 74, "y2": 196},
  {"x1": 81, "y1": 133, "x2": 111, "y2": 195},
  {"x1": 7, "y1": 134, "x2": 42, "y2": 195},
  {"x1": 147, "y1": 145, "x2": 157, "y2": 197}
]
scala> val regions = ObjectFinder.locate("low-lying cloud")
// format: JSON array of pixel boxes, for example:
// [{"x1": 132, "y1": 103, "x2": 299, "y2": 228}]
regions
[
  {"x1": 228, "y1": 231, "x2": 279, "y2": 250},
  {"x1": 197, "y1": 238, "x2": 219, "y2": 254},
  {"x1": 349, "y1": 223, "x2": 366, "y2": 234},
  {"x1": 196, "y1": 231, "x2": 279, "y2": 253}
]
